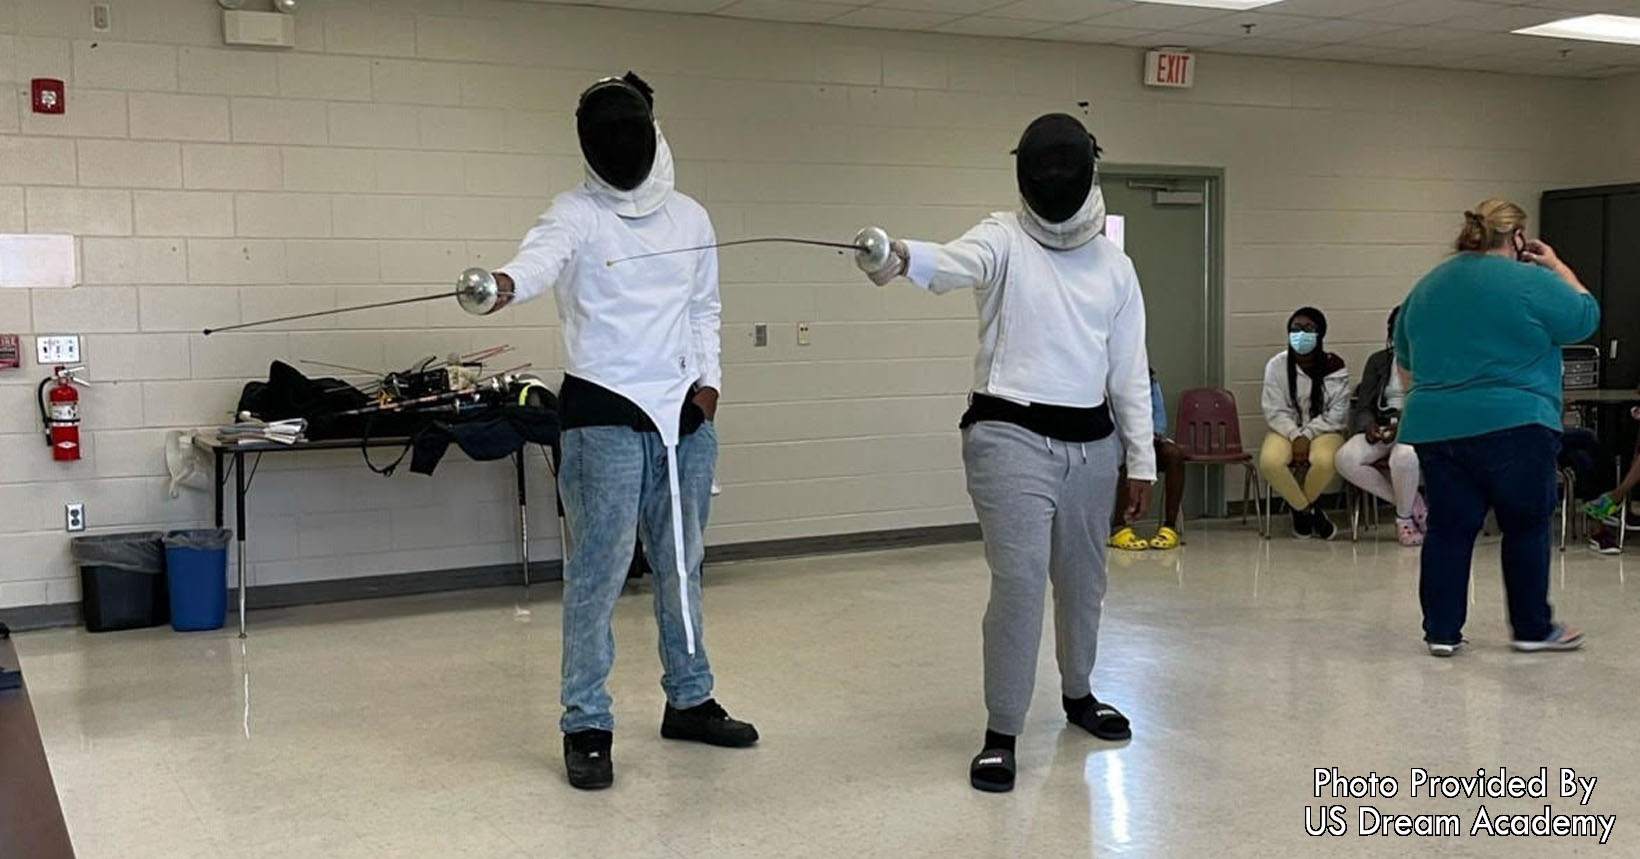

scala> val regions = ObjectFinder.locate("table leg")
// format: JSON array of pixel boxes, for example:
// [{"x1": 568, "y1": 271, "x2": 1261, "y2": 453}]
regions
[
  {"x1": 235, "y1": 450, "x2": 247, "y2": 639},
  {"x1": 515, "y1": 450, "x2": 529, "y2": 588},
  {"x1": 213, "y1": 448, "x2": 224, "y2": 528}
]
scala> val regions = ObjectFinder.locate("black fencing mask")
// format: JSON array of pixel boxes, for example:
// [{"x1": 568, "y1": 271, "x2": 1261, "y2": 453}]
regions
[
  {"x1": 577, "y1": 73, "x2": 657, "y2": 192},
  {"x1": 1015, "y1": 113, "x2": 1097, "y2": 224}
]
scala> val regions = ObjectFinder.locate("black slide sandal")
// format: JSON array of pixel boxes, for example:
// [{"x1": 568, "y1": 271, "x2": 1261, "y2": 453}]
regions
[
  {"x1": 970, "y1": 749, "x2": 1016, "y2": 793},
  {"x1": 1069, "y1": 698, "x2": 1132, "y2": 741}
]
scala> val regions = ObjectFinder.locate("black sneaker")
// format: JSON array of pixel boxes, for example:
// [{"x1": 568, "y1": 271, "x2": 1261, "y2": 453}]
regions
[
  {"x1": 1312, "y1": 509, "x2": 1337, "y2": 541},
  {"x1": 1291, "y1": 508, "x2": 1314, "y2": 539},
  {"x1": 660, "y1": 699, "x2": 759, "y2": 748},
  {"x1": 563, "y1": 729, "x2": 614, "y2": 790}
]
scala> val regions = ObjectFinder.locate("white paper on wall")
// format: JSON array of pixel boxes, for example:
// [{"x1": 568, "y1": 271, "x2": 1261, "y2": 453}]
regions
[{"x1": 0, "y1": 234, "x2": 79, "y2": 288}]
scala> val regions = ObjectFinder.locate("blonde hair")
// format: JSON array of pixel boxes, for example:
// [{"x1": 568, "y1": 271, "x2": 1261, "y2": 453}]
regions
[{"x1": 1455, "y1": 198, "x2": 1526, "y2": 253}]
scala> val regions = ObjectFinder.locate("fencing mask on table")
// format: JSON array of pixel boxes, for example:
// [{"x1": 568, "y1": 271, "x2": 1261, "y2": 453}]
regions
[
  {"x1": 1015, "y1": 112, "x2": 1106, "y2": 250},
  {"x1": 577, "y1": 72, "x2": 658, "y2": 192}
]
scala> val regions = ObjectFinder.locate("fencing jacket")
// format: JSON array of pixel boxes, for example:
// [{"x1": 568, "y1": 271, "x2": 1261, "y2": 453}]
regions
[
  {"x1": 496, "y1": 129, "x2": 720, "y2": 653},
  {"x1": 903, "y1": 212, "x2": 1156, "y2": 480}
]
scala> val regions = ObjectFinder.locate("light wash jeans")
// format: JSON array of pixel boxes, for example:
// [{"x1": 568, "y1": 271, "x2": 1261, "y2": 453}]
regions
[{"x1": 557, "y1": 423, "x2": 716, "y2": 733}]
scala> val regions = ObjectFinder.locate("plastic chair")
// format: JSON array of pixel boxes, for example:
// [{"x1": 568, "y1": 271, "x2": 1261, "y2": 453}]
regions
[{"x1": 1174, "y1": 388, "x2": 1266, "y2": 536}]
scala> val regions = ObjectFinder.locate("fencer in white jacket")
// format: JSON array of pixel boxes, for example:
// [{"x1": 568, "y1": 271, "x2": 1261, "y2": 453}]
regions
[
  {"x1": 477, "y1": 72, "x2": 756, "y2": 791},
  {"x1": 857, "y1": 113, "x2": 1153, "y2": 794}
]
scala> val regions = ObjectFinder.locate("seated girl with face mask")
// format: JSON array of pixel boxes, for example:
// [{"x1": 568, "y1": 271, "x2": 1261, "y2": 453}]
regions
[{"x1": 1259, "y1": 306, "x2": 1351, "y2": 540}]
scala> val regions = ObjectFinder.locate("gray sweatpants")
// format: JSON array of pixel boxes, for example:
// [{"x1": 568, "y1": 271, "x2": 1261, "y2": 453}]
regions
[{"x1": 962, "y1": 421, "x2": 1121, "y2": 736}]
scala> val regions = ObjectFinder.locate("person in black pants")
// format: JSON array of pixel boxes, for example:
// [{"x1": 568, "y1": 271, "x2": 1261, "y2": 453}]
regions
[{"x1": 1396, "y1": 199, "x2": 1599, "y2": 656}]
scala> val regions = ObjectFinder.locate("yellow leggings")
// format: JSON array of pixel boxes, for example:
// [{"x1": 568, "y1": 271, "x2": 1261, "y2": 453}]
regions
[{"x1": 1258, "y1": 432, "x2": 1344, "y2": 510}]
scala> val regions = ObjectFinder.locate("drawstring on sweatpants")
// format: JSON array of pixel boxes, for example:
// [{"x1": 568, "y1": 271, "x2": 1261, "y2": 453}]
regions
[{"x1": 1079, "y1": 443, "x2": 1087, "y2": 464}]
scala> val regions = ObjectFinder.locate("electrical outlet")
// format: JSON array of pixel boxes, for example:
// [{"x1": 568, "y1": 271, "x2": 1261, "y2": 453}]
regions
[
  {"x1": 36, "y1": 335, "x2": 81, "y2": 365},
  {"x1": 92, "y1": 3, "x2": 112, "y2": 31},
  {"x1": 797, "y1": 322, "x2": 812, "y2": 346},
  {"x1": 65, "y1": 502, "x2": 85, "y2": 533},
  {"x1": 753, "y1": 324, "x2": 768, "y2": 348}
]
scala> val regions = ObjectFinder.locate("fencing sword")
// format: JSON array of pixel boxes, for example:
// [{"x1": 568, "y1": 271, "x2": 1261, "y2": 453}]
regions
[
  {"x1": 605, "y1": 228, "x2": 893, "y2": 270},
  {"x1": 202, "y1": 272, "x2": 505, "y2": 335},
  {"x1": 205, "y1": 230, "x2": 890, "y2": 335}
]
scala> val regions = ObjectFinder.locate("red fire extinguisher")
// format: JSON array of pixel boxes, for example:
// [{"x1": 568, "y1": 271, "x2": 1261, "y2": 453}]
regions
[{"x1": 37, "y1": 365, "x2": 87, "y2": 461}]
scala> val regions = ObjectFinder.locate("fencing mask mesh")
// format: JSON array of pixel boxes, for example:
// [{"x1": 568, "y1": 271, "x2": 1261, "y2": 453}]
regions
[
  {"x1": 577, "y1": 72, "x2": 657, "y2": 192},
  {"x1": 1015, "y1": 113, "x2": 1098, "y2": 225}
]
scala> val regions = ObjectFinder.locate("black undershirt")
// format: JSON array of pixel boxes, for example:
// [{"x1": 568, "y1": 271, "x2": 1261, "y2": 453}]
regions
[
  {"x1": 559, "y1": 374, "x2": 707, "y2": 437},
  {"x1": 959, "y1": 393, "x2": 1114, "y2": 443}
]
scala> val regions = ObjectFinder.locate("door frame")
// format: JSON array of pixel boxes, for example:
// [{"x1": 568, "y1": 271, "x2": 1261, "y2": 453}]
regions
[{"x1": 1100, "y1": 164, "x2": 1230, "y2": 514}]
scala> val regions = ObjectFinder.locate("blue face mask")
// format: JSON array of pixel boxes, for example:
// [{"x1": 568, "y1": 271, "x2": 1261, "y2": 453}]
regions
[{"x1": 1289, "y1": 331, "x2": 1319, "y2": 355}]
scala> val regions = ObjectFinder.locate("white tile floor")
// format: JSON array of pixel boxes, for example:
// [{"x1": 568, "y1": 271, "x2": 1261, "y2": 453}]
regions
[{"x1": 16, "y1": 522, "x2": 1640, "y2": 857}]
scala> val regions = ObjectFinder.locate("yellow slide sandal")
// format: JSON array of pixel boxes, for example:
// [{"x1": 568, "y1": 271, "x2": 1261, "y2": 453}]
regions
[
  {"x1": 1109, "y1": 527, "x2": 1150, "y2": 552},
  {"x1": 1149, "y1": 526, "x2": 1181, "y2": 550}
]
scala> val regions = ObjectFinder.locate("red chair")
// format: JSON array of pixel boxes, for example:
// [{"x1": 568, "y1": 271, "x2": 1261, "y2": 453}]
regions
[{"x1": 1174, "y1": 387, "x2": 1267, "y2": 536}]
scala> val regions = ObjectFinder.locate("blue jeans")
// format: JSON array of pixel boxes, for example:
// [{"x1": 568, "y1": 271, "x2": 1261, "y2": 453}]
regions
[
  {"x1": 557, "y1": 423, "x2": 716, "y2": 733},
  {"x1": 1415, "y1": 425, "x2": 1559, "y2": 645}
]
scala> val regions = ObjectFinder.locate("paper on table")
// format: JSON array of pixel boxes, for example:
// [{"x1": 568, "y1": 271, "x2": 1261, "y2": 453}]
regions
[{"x1": 0, "y1": 234, "x2": 78, "y2": 288}]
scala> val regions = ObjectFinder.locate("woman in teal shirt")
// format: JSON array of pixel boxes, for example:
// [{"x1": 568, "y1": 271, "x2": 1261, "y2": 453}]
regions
[{"x1": 1396, "y1": 198, "x2": 1599, "y2": 657}]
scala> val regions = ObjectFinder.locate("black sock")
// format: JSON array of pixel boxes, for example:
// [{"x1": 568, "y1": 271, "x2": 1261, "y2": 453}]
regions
[{"x1": 983, "y1": 730, "x2": 1015, "y2": 752}]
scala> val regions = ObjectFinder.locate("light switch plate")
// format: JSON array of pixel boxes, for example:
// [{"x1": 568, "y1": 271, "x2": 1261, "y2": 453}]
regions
[
  {"x1": 65, "y1": 503, "x2": 85, "y2": 533},
  {"x1": 37, "y1": 335, "x2": 81, "y2": 364}
]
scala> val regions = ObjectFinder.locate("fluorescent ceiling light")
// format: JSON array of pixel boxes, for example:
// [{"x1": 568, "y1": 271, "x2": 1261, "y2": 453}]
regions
[
  {"x1": 1514, "y1": 14, "x2": 1640, "y2": 46},
  {"x1": 1132, "y1": 0, "x2": 1287, "y2": 9}
]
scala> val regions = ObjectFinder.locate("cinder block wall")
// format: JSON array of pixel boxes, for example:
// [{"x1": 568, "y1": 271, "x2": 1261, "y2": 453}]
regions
[{"x1": 0, "y1": 0, "x2": 1622, "y2": 609}]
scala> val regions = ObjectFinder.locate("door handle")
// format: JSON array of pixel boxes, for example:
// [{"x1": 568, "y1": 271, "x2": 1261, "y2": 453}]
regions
[{"x1": 1612, "y1": 339, "x2": 1620, "y2": 361}]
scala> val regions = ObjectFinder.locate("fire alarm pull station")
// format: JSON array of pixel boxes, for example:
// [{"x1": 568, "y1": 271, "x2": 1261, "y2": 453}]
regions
[
  {"x1": 0, "y1": 335, "x2": 20, "y2": 370},
  {"x1": 31, "y1": 78, "x2": 65, "y2": 114}
]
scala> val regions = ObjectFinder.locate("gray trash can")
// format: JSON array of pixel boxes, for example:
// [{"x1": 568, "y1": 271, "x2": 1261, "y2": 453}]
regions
[{"x1": 71, "y1": 532, "x2": 167, "y2": 632}]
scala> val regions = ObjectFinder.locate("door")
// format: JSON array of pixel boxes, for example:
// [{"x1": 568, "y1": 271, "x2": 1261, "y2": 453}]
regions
[
  {"x1": 1101, "y1": 173, "x2": 1215, "y2": 519},
  {"x1": 1540, "y1": 194, "x2": 1605, "y2": 312},
  {"x1": 1603, "y1": 193, "x2": 1640, "y2": 389}
]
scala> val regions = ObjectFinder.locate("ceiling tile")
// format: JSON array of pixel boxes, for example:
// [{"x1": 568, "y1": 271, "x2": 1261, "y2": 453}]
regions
[
  {"x1": 1039, "y1": 22, "x2": 1159, "y2": 43},
  {"x1": 1348, "y1": 26, "x2": 1486, "y2": 50},
  {"x1": 1273, "y1": 0, "x2": 1408, "y2": 18},
  {"x1": 871, "y1": 0, "x2": 1012, "y2": 13},
  {"x1": 1291, "y1": 42, "x2": 1396, "y2": 61},
  {"x1": 1084, "y1": 3, "x2": 1231, "y2": 30},
  {"x1": 932, "y1": 15, "x2": 1057, "y2": 36},
  {"x1": 1209, "y1": 37, "x2": 1310, "y2": 55},
  {"x1": 1174, "y1": 12, "x2": 1317, "y2": 38},
  {"x1": 714, "y1": 0, "x2": 859, "y2": 23},
  {"x1": 1441, "y1": 5, "x2": 1573, "y2": 32},
  {"x1": 589, "y1": 0, "x2": 735, "y2": 11},
  {"x1": 825, "y1": 6, "x2": 961, "y2": 28},
  {"x1": 1275, "y1": 17, "x2": 1409, "y2": 44},
  {"x1": 1347, "y1": 0, "x2": 1497, "y2": 26},
  {"x1": 985, "y1": 0, "x2": 1132, "y2": 23},
  {"x1": 1126, "y1": 28, "x2": 1236, "y2": 49}
]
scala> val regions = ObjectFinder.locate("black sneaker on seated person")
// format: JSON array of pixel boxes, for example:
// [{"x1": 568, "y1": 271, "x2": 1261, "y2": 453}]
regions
[
  {"x1": 563, "y1": 729, "x2": 614, "y2": 790},
  {"x1": 661, "y1": 698, "x2": 759, "y2": 748},
  {"x1": 1311, "y1": 509, "x2": 1337, "y2": 541},
  {"x1": 1291, "y1": 508, "x2": 1314, "y2": 539}
]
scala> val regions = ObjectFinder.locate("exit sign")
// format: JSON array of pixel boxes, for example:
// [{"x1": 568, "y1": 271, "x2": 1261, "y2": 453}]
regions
[{"x1": 1145, "y1": 50, "x2": 1195, "y2": 88}]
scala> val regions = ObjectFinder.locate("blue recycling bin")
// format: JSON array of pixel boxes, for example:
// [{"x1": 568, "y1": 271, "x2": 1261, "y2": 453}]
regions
[{"x1": 163, "y1": 529, "x2": 231, "y2": 632}]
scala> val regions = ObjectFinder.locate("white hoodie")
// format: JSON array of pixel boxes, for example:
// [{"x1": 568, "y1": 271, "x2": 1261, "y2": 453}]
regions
[
  {"x1": 1260, "y1": 351, "x2": 1350, "y2": 440},
  {"x1": 496, "y1": 129, "x2": 720, "y2": 652}
]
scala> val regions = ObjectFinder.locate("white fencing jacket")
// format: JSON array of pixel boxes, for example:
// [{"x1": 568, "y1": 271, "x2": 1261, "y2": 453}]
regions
[
  {"x1": 496, "y1": 130, "x2": 720, "y2": 652},
  {"x1": 903, "y1": 212, "x2": 1156, "y2": 480},
  {"x1": 1260, "y1": 351, "x2": 1350, "y2": 440}
]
